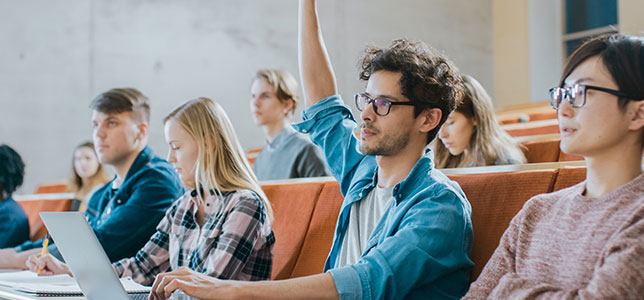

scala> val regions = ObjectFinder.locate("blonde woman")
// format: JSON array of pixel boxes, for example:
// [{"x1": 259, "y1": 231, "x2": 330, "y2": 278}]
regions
[
  {"x1": 27, "y1": 97, "x2": 275, "y2": 285},
  {"x1": 68, "y1": 141, "x2": 109, "y2": 211},
  {"x1": 250, "y1": 69, "x2": 329, "y2": 180},
  {"x1": 434, "y1": 75, "x2": 526, "y2": 168}
]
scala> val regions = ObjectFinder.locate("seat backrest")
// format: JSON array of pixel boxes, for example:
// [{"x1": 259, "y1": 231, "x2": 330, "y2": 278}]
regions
[
  {"x1": 521, "y1": 138, "x2": 561, "y2": 163},
  {"x1": 552, "y1": 166, "x2": 586, "y2": 191},
  {"x1": 448, "y1": 169, "x2": 557, "y2": 281},
  {"x1": 505, "y1": 123, "x2": 560, "y2": 137},
  {"x1": 16, "y1": 193, "x2": 77, "y2": 240},
  {"x1": 262, "y1": 181, "x2": 325, "y2": 280},
  {"x1": 35, "y1": 183, "x2": 68, "y2": 194},
  {"x1": 290, "y1": 181, "x2": 343, "y2": 278}
]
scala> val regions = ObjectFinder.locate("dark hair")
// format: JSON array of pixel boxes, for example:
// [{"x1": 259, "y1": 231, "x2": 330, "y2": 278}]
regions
[
  {"x1": 359, "y1": 38, "x2": 465, "y2": 143},
  {"x1": 89, "y1": 88, "x2": 150, "y2": 122},
  {"x1": 0, "y1": 145, "x2": 25, "y2": 201},
  {"x1": 560, "y1": 33, "x2": 644, "y2": 110}
]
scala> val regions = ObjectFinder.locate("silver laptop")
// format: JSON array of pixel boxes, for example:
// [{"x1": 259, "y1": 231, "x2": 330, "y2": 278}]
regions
[{"x1": 39, "y1": 212, "x2": 149, "y2": 300}]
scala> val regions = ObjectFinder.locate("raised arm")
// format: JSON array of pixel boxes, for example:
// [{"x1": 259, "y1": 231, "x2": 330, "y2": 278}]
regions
[{"x1": 298, "y1": 0, "x2": 338, "y2": 106}]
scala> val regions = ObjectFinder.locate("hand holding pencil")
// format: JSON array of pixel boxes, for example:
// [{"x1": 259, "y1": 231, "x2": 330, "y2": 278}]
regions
[{"x1": 25, "y1": 235, "x2": 73, "y2": 276}]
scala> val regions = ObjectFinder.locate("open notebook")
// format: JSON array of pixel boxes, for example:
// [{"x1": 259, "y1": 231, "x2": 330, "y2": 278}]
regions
[{"x1": 0, "y1": 270, "x2": 150, "y2": 296}]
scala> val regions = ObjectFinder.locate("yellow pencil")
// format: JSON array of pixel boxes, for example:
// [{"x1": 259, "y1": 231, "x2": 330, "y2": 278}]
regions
[{"x1": 37, "y1": 233, "x2": 50, "y2": 275}]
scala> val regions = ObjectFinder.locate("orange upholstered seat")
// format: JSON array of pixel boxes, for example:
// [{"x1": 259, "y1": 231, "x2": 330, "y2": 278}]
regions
[
  {"x1": 262, "y1": 180, "x2": 325, "y2": 280},
  {"x1": 448, "y1": 169, "x2": 558, "y2": 281},
  {"x1": 552, "y1": 166, "x2": 586, "y2": 191},
  {"x1": 290, "y1": 180, "x2": 343, "y2": 278},
  {"x1": 35, "y1": 183, "x2": 68, "y2": 194},
  {"x1": 16, "y1": 193, "x2": 77, "y2": 241},
  {"x1": 521, "y1": 138, "x2": 561, "y2": 163}
]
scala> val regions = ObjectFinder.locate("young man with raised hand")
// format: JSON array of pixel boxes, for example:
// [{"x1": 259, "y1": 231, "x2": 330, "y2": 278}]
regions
[
  {"x1": 148, "y1": 1, "x2": 473, "y2": 299},
  {"x1": 0, "y1": 88, "x2": 184, "y2": 268}
]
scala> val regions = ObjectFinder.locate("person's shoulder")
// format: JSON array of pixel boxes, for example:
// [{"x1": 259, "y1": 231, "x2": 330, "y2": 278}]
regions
[
  {"x1": 223, "y1": 189, "x2": 262, "y2": 205},
  {"x1": 285, "y1": 130, "x2": 316, "y2": 149},
  {"x1": 0, "y1": 198, "x2": 27, "y2": 218},
  {"x1": 130, "y1": 154, "x2": 180, "y2": 186}
]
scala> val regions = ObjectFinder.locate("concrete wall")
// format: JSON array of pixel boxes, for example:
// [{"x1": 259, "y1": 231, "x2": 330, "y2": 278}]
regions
[
  {"x1": 0, "y1": 0, "x2": 493, "y2": 193},
  {"x1": 619, "y1": 0, "x2": 644, "y2": 35}
]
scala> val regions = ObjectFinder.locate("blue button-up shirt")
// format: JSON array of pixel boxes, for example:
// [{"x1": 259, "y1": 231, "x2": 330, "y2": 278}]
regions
[{"x1": 293, "y1": 95, "x2": 473, "y2": 300}]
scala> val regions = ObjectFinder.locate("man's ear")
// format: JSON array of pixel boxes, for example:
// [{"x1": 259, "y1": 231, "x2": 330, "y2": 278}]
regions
[
  {"x1": 136, "y1": 122, "x2": 149, "y2": 141},
  {"x1": 284, "y1": 98, "x2": 294, "y2": 115},
  {"x1": 417, "y1": 108, "x2": 442, "y2": 133}
]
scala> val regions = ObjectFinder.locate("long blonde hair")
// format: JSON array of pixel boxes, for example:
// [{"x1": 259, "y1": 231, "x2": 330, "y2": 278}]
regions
[
  {"x1": 163, "y1": 97, "x2": 273, "y2": 220},
  {"x1": 434, "y1": 75, "x2": 526, "y2": 168},
  {"x1": 68, "y1": 141, "x2": 109, "y2": 200}
]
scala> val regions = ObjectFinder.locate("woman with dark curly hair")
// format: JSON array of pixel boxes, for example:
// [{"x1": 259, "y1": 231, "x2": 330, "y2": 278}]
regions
[{"x1": 0, "y1": 144, "x2": 29, "y2": 248}]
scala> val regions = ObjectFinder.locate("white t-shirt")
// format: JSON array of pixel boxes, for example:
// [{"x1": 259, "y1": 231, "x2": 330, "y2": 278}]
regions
[{"x1": 336, "y1": 185, "x2": 394, "y2": 268}]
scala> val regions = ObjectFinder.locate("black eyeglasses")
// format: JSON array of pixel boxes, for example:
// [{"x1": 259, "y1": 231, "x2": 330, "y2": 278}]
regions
[
  {"x1": 549, "y1": 84, "x2": 642, "y2": 110},
  {"x1": 354, "y1": 93, "x2": 417, "y2": 116}
]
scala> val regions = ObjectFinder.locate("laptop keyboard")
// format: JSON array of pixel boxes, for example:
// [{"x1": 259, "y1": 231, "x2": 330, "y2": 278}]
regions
[{"x1": 129, "y1": 293, "x2": 149, "y2": 300}]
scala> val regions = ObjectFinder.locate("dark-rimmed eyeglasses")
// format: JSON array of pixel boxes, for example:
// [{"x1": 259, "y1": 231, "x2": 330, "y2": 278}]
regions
[
  {"x1": 354, "y1": 93, "x2": 417, "y2": 116},
  {"x1": 549, "y1": 84, "x2": 643, "y2": 110}
]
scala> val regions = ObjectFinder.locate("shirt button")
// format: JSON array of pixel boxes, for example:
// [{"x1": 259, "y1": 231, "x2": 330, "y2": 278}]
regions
[
  {"x1": 301, "y1": 129, "x2": 308, "y2": 133},
  {"x1": 398, "y1": 194, "x2": 402, "y2": 198},
  {"x1": 116, "y1": 199, "x2": 122, "y2": 204},
  {"x1": 358, "y1": 193, "x2": 363, "y2": 197}
]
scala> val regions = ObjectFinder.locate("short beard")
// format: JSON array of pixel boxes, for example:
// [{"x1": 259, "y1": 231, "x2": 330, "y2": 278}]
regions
[{"x1": 359, "y1": 130, "x2": 410, "y2": 156}]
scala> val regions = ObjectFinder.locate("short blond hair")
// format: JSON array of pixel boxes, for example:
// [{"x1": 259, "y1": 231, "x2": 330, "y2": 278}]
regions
[{"x1": 254, "y1": 69, "x2": 299, "y2": 115}]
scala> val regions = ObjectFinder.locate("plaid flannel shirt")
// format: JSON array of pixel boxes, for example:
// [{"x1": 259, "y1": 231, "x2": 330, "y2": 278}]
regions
[{"x1": 113, "y1": 188, "x2": 274, "y2": 285}]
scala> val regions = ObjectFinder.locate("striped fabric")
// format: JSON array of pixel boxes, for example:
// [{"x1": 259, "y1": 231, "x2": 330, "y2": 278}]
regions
[{"x1": 114, "y1": 188, "x2": 274, "y2": 286}]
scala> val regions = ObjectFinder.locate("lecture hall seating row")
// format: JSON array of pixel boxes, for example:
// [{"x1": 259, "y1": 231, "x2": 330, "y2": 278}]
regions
[
  {"x1": 264, "y1": 161, "x2": 587, "y2": 281},
  {"x1": 17, "y1": 161, "x2": 587, "y2": 282}
]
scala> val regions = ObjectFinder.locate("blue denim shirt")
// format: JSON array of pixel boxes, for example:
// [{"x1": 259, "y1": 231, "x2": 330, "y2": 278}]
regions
[
  {"x1": 292, "y1": 95, "x2": 473, "y2": 300},
  {"x1": 16, "y1": 146, "x2": 184, "y2": 262}
]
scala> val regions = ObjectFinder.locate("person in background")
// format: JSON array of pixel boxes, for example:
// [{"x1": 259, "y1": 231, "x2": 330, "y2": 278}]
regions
[
  {"x1": 68, "y1": 141, "x2": 110, "y2": 211},
  {"x1": 464, "y1": 33, "x2": 644, "y2": 299},
  {"x1": 27, "y1": 97, "x2": 275, "y2": 286},
  {"x1": 250, "y1": 69, "x2": 329, "y2": 180},
  {"x1": 434, "y1": 75, "x2": 526, "y2": 168},
  {"x1": 0, "y1": 144, "x2": 30, "y2": 248}
]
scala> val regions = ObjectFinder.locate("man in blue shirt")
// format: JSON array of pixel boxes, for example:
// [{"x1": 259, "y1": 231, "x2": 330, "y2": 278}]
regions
[
  {"x1": 149, "y1": 1, "x2": 473, "y2": 299},
  {"x1": 0, "y1": 88, "x2": 184, "y2": 268}
]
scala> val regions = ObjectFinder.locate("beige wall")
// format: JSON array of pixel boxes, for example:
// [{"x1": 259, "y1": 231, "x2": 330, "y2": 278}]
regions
[
  {"x1": 492, "y1": 0, "x2": 530, "y2": 109},
  {"x1": 619, "y1": 0, "x2": 644, "y2": 35}
]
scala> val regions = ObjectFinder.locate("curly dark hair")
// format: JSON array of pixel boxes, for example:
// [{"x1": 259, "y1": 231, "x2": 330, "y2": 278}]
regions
[
  {"x1": 359, "y1": 38, "x2": 465, "y2": 143},
  {"x1": 0, "y1": 144, "x2": 25, "y2": 201}
]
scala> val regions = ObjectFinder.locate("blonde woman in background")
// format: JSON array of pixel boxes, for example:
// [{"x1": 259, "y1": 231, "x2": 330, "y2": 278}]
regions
[
  {"x1": 68, "y1": 141, "x2": 109, "y2": 211},
  {"x1": 28, "y1": 97, "x2": 275, "y2": 287},
  {"x1": 434, "y1": 75, "x2": 526, "y2": 168},
  {"x1": 250, "y1": 69, "x2": 329, "y2": 180}
]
